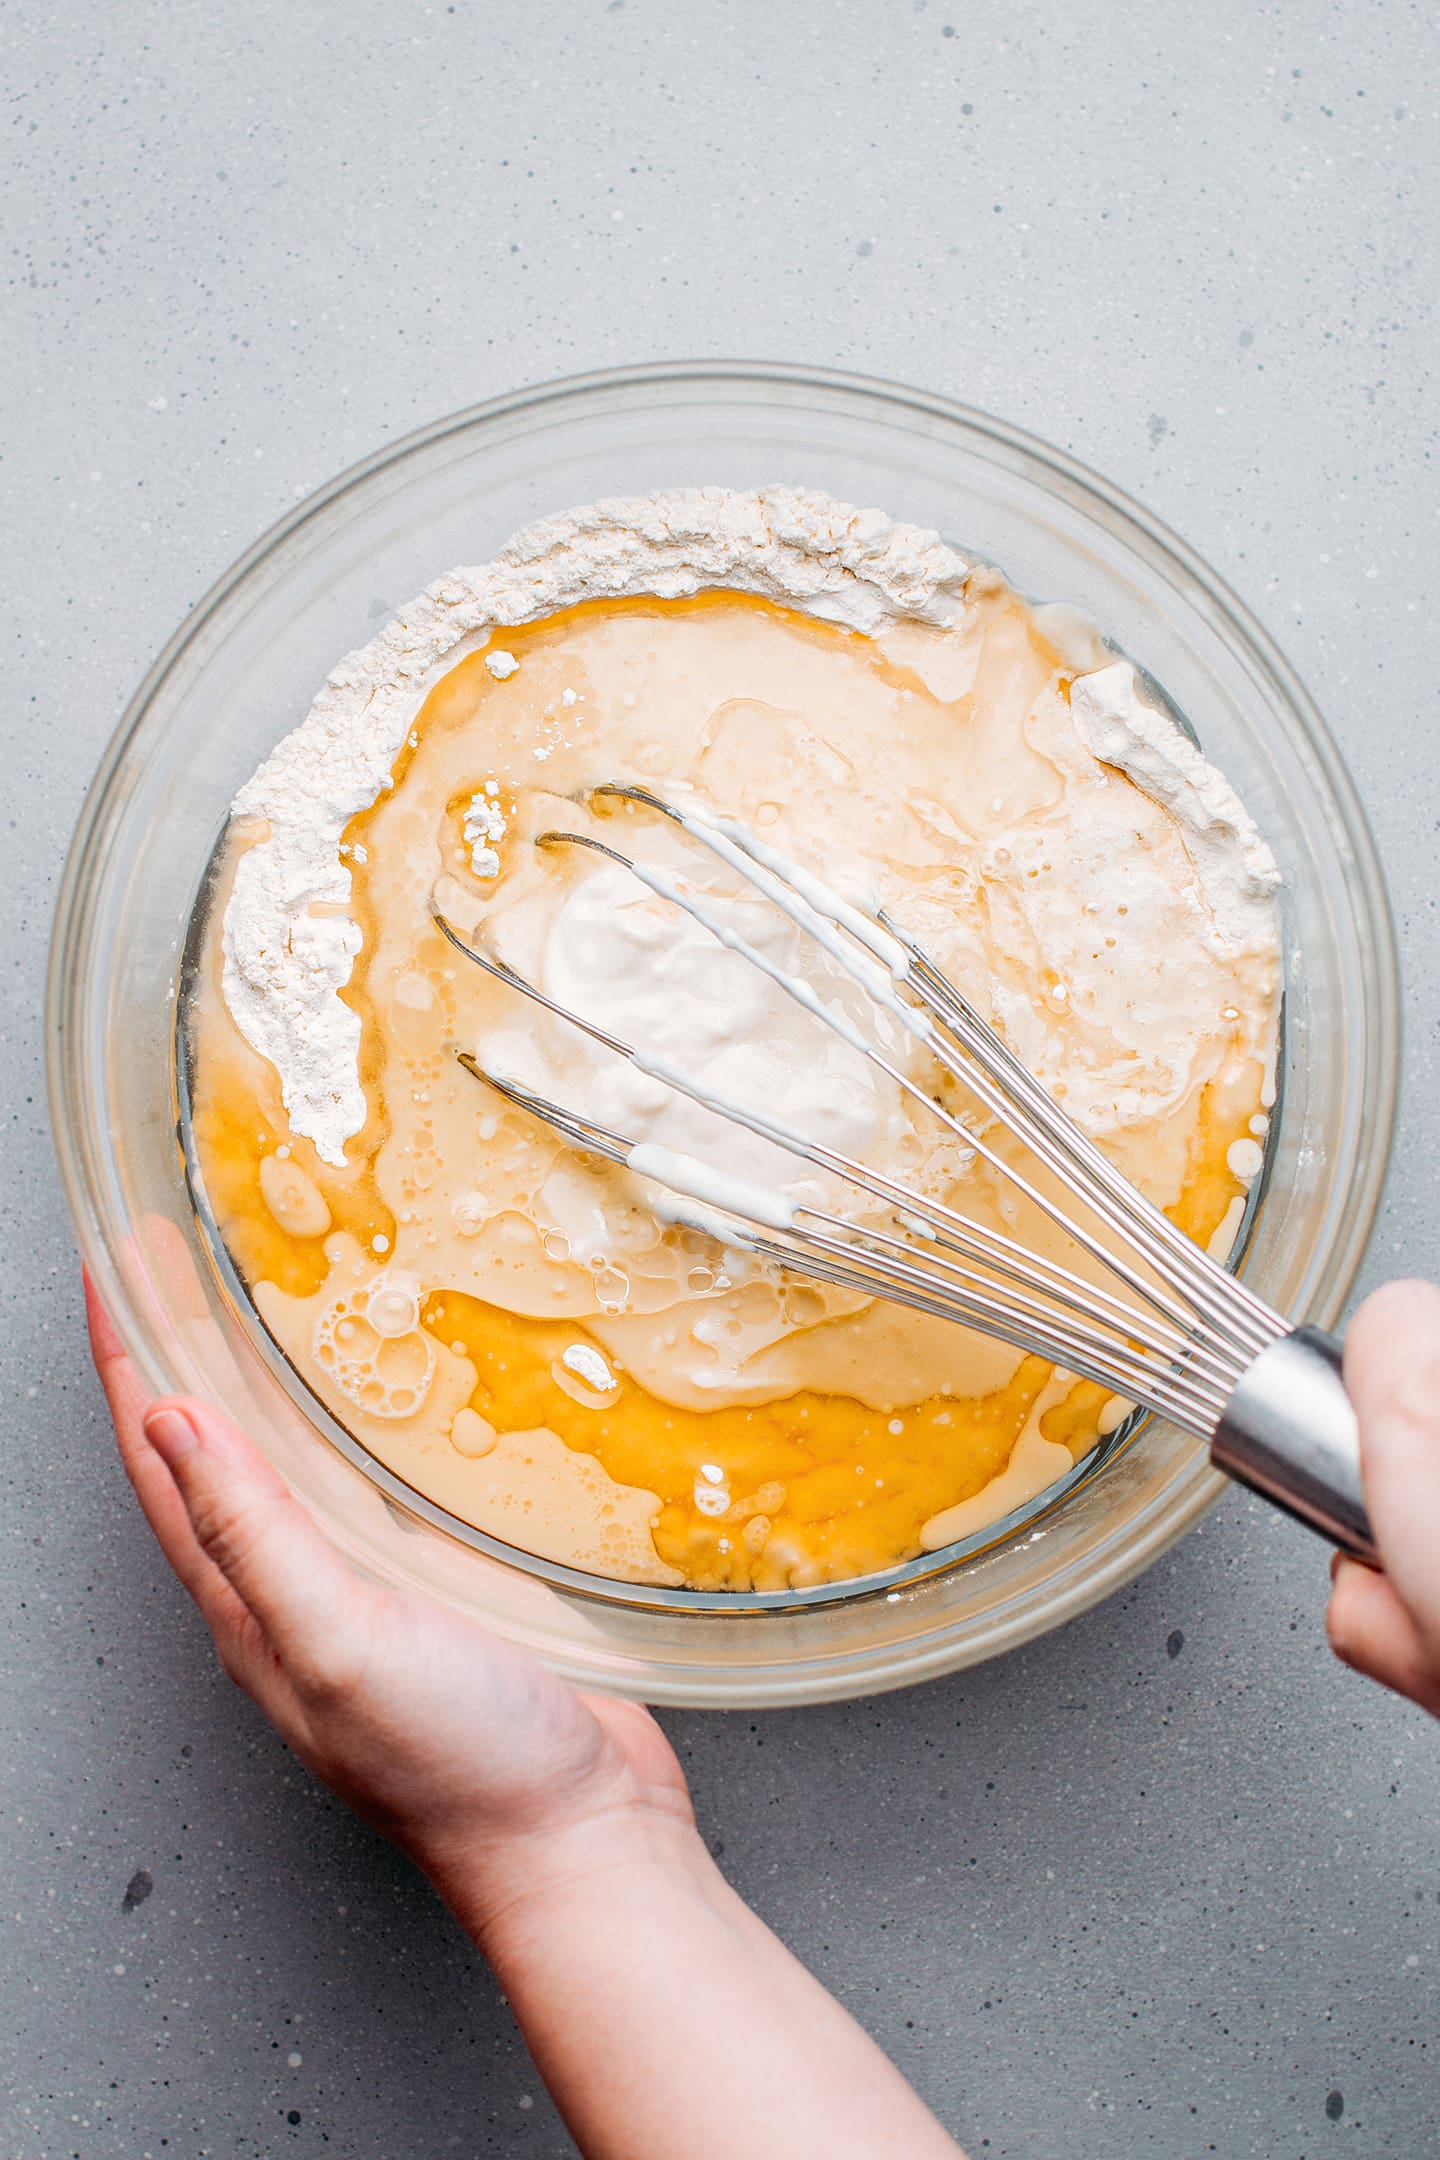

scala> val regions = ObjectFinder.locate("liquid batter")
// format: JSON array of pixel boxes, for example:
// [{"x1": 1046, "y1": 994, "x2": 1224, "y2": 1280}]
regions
[{"x1": 188, "y1": 493, "x2": 1281, "y2": 1593}]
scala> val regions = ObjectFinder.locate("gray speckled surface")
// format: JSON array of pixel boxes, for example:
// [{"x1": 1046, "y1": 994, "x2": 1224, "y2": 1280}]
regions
[{"x1": 3, "y1": 3, "x2": 1437, "y2": 2155}]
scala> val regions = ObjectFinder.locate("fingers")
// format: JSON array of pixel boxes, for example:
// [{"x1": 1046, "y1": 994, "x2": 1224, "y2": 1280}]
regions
[
  {"x1": 86, "y1": 1272, "x2": 367, "y2": 1715},
  {"x1": 1327, "y1": 1556, "x2": 1440, "y2": 1716},
  {"x1": 86, "y1": 1271, "x2": 255, "y2": 1648},
  {"x1": 138, "y1": 1392, "x2": 374, "y2": 1703},
  {"x1": 1343, "y1": 1280, "x2": 1440, "y2": 1621}
]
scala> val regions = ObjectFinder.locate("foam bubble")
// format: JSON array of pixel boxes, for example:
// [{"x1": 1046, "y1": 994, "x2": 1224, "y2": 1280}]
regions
[{"x1": 311, "y1": 1269, "x2": 436, "y2": 1420}]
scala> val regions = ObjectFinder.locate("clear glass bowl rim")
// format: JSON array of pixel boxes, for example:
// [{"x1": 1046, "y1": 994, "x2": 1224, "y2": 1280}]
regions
[{"x1": 47, "y1": 359, "x2": 1401, "y2": 1702}]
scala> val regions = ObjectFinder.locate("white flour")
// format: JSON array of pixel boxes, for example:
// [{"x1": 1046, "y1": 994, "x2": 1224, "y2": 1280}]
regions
[
  {"x1": 462, "y1": 785, "x2": 506, "y2": 878},
  {"x1": 220, "y1": 485, "x2": 1278, "y2": 1165},
  {"x1": 1068, "y1": 664, "x2": 1280, "y2": 948}
]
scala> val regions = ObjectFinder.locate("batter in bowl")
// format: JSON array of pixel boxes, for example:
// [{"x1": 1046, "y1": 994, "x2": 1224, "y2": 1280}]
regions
[{"x1": 185, "y1": 489, "x2": 1281, "y2": 1592}]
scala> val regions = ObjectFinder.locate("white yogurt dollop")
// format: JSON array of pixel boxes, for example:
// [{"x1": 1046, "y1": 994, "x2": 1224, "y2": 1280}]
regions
[{"x1": 481, "y1": 856, "x2": 910, "y2": 1227}]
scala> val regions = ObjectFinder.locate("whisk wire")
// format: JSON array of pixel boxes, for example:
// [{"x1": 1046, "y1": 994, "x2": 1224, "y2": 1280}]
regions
[
  {"x1": 536, "y1": 820, "x2": 1261, "y2": 1370},
  {"x1": 437, "y1": 785, "x2": 1289, "y2": 1441},
  {"x1": 439, "y1": 903, "x2": 1238, "y2": 1393},
  {"x1": 589, "y1": 782, "x2": 1279, "y2": 1368},
  {"x1": 460, "y1": 1060, "x2": 1232, "y2": 1429},
  {"x1": 902, "y1": 941, "x2": 1280, "y2": 1357}
]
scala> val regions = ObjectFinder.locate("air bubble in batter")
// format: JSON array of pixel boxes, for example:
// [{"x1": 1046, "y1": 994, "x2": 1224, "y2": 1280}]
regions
[{"x1": 311, "y1": 1269, "x2": 436, "y2": 1421}]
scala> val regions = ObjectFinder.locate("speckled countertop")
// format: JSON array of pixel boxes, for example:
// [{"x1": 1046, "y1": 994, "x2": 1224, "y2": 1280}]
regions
[{"x1": 3, "y1": 4, "x2": 1436, "y2": 2155}]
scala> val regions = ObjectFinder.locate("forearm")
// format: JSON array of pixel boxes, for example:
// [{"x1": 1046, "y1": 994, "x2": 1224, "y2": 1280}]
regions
[{"x1": 445, "y1": 1809, "x2": 966, "y2": 2160}]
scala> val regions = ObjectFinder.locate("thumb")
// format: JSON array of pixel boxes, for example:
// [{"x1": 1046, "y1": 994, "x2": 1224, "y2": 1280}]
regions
[
  {"x1": 1342, "y1": 1279, "x2": 1440, "y2": 1628},
  {"x1": 142, "y1": 1397, "x2": 375, "y2": 1699}
]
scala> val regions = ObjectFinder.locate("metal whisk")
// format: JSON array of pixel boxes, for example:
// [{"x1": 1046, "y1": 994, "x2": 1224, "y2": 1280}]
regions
[{"x1": 433, "y1": 782, "x2": 1374, "y2": 1563}]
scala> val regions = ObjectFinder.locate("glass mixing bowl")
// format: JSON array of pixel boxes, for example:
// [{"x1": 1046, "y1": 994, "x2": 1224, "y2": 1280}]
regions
[{"x1": 48, "y1": 363, "x2": 1399, "y2": 1706}]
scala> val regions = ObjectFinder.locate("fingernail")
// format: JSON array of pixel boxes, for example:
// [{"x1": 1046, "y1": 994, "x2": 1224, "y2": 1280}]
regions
[{"x1": 143, "y1": 1405, "x2": 200, "y2": 1467}]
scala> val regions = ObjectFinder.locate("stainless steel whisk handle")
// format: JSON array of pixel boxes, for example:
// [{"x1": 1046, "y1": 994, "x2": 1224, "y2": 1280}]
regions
[{"x1": 1211, "y1": 1329, "x2": 1376, "y2": 1564}]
